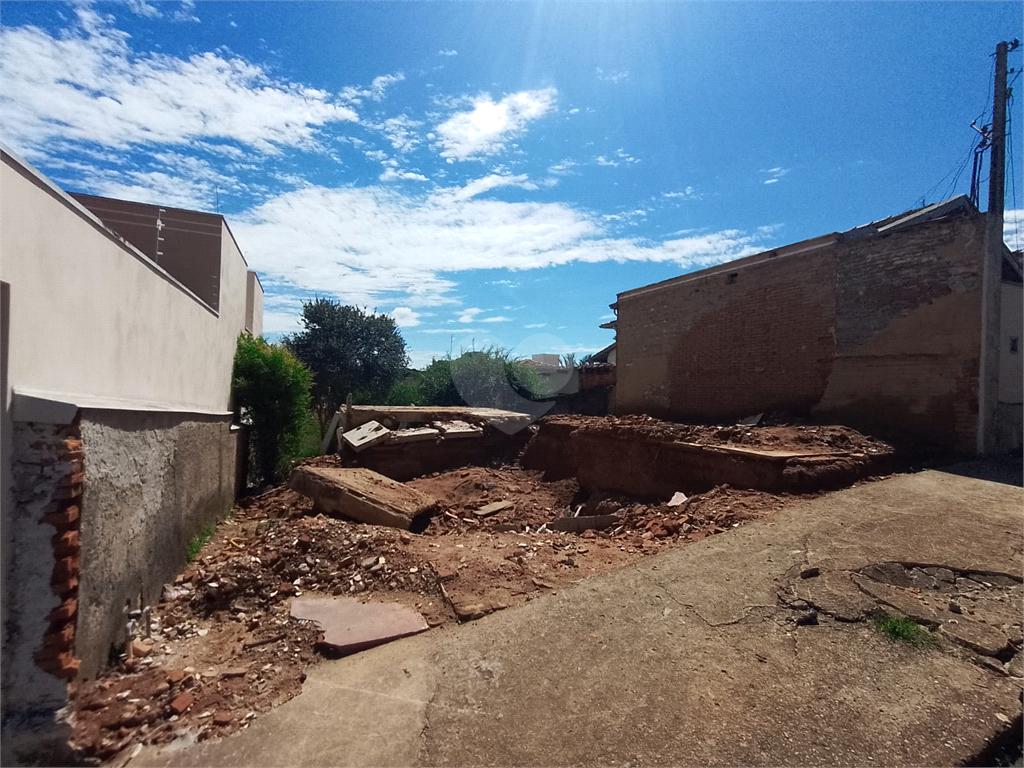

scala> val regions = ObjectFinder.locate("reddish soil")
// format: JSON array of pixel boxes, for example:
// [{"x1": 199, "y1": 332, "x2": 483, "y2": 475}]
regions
[
  {"x1": 541, "y1": 414, "x2": 894, "y2": 455},
  {"x1": 66, "y1": 445, "x2": 851, "y2": 765}
]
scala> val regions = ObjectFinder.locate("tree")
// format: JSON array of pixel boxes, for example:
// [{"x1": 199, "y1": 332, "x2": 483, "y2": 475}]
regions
[
  {"x1": 232, "y1": 334, "x2": 312, "y2": 487},
  {"x1": 284, "y1": 298, "x2": 408, "y2": 432},
  {"x1": 416, "y1": 347, "x2": 550, "y2": 410}
]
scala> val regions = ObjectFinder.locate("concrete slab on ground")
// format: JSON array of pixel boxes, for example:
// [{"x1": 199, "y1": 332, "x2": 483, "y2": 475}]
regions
[
  {"x1": 288, "y1": 467, "x2": 436, "y2": 530},
  {"x1": 290, "y1": 597, "x2": 429, "y2": 655},
  {"x1": 137, "y1": 469, "x2": 1023, "y2": 768}
]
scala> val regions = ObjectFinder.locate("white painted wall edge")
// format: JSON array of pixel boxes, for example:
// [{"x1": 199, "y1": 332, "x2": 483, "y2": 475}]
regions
[
  {"x1": 1, "y1": 144, "x2": 218, "y2": 318},
  {"x1": 12, "y1": 388, "x2": 233, "y2": 423}
]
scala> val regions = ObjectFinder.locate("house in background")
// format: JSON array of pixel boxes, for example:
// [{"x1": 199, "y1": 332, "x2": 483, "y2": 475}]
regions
[
  {"x1": 1, "y1": 144, "x2": 263, "y2": 761},
  {"x1": 608, "y1": 196, "x2": 1022, "y2": 453}
]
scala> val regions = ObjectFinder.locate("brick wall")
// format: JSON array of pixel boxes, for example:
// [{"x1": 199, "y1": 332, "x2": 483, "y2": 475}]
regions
[
  {"x1": 5, "y1": 423, "x2": 84, "y2": 722},
  {"x1": 615, "y1": 214, "x2": 986, "y2": 449}
]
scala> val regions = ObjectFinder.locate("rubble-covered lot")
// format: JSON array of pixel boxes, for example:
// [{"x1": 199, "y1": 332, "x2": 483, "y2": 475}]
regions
[{"x1": 66, "y1": 419, "x2": 898, "y2": 765}]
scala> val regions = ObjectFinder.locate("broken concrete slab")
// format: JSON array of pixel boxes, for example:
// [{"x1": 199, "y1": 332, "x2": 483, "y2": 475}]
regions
[
  {"x1": 344, "y1": 405, "x2": 533, "y2": 434},
  {"x1": 388, "y1": 427, "x2": 440, "y2": 444},
  {"x1": 288, "y1": 467, "x2": 437, "y2": 530},
  {"x1": 433, "y1": 420, "x2": 484, "y2": 439},
  {"x1": 667, "y1": 492, "x2": 688, "y2": 507},
  {"x1": 939, "y1": 617, "x2": 1014, "y2": 658},
  {"x1": 290, "y1": 596, "x2": 428, "y2": 655},
  {"x1": 550, "y1": 513, "x2": 621, "y2": 533},
  {"x1": 341, "y1": 421, "x2": 390, "y2": 453},
  {"x1": 473, "y1": 500, "x2": 513, "y2": 518}
]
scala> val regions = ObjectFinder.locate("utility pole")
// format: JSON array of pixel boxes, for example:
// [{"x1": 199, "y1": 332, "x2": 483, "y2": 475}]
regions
[{"x1": 977, "y1": 39, "x2": 1019, "y2": 454}]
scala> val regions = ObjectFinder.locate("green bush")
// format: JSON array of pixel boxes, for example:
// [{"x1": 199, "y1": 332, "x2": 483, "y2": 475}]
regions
[
  {"x1": 232, "y1": 333, "x2": 313, "y2": 487},
  {"x1": 416, "y1": 347, "x2": 550, "y2": 409}
]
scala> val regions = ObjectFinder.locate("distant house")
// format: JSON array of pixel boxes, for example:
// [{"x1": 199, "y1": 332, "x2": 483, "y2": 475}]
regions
[
  {"x1": 608, "y1": 196, "x2": 1022, "y2": 453},
  {"x1": 1, "y1": 145, "x2": 263, "y2": 760}
]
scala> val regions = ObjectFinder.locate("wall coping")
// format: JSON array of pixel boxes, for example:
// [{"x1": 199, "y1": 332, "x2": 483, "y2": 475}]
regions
[{"x1": 11, "y1": 388, "x2": 233, "y2": 424}]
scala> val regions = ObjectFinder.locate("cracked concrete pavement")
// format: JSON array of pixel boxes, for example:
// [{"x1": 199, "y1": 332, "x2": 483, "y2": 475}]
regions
[{"x1": 136, "y1": 468, "x2": 1023, "y2": 767}]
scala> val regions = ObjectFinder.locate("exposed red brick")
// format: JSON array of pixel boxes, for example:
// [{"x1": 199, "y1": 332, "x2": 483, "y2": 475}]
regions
[
  {"x1": 60, "y1": 439, "x2": 83, "y2": 454},
  {"x1": 56, "y1": 472, "x2": 85, "y2": 489},
  {"x1": 52, "y1": 555, "x2": 81, "y2": 582},
  {"x1": 47, "y1": 598, "x2": 78, "y2": 623},
  {"x1": 50, "y1": 574, "x2": 79, "y2": 596},
  {"x1": 168, "y1": 691, "x2": 194, "y2": 715},
  {"x1": 52, "y1": 529, "x2": 80, "y2": 558},
  {"x1": 34, "y1": 651, "x2": 80, "y2": 681},
  {"x1": 41, "y1": 622, "x2": 75, "y2": 646},
  {"x1": 41, "y1": 504, "x2": 80, "y2": 528}
]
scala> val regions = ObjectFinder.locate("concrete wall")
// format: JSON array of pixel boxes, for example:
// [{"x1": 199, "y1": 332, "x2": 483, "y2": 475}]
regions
[
  {"x1": 1, "y1": 151, "x2": 248, "y2": 414},
  {"x1": 245, "y1": 270, "x2": 264, "y2": 337},
  {"x1": 0, "y1": 148, "x2": 261, "y2": 755},
  {"x1": 76, "y1": 411, "x2": 238, "y2": 678},
  {"x1": 615, "y1": 215, "x2": 987, "y2": 450},
  {"x1": 999, "y1": 282, "x2": 1022, "y2": 405}
]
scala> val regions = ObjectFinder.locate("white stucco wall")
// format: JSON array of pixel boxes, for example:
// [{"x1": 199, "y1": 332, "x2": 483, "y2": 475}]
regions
[
  {"x1": 1, "y1": 149, "x2": 251, "y2": 414},
  {"x1": 245, "y1": 269, "x2": 264, "y2": 337},
  {"x1": 1000, "y1": 281, "x2": 1022, "y2": 405}
]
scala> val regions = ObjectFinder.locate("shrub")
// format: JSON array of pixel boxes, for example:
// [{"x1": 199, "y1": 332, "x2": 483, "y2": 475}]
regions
[
  {"x1": 417, "y1": 347, "x2": 550, "y2": 409},
  {"x1": 232, "y1": 333, "x2": 313, "y2": 487}
]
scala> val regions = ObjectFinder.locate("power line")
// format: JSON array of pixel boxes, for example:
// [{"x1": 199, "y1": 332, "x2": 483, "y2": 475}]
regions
[{"x1": 1008, "y1": 88, "x2": 1020, "y2": 250}]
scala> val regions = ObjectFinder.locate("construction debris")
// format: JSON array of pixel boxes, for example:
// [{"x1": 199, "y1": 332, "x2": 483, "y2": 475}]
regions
[
  {"x1": 289, "y1": 466, "x2": 437, "y2": 530},
  {"x1": 434, "y1": 420, "x2": 484, "y2": 439},
  {"x1": 474, "y1": 500, "x2": 514, "y2": 518},
  {"x1": 341, "y1": 420, "x2": 391, "y2": 452},
  {"x1": 289, "y1": 596, "x2": 429, "y2": 655}
]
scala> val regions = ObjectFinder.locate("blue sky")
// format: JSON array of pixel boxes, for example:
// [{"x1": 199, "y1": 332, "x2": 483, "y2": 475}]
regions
[{"x1": 1, "y1": 1, "x2": 1021, "y2": 367}]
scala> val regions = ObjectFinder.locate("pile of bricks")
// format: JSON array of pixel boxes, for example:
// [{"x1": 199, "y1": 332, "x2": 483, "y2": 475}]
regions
[{"x1": 32, "y1": 437, "x2": 84, "y2": 682}]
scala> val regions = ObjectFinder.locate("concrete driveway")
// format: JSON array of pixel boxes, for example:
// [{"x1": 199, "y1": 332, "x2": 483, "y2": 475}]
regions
[{"x1": 138, "y1": 468, "x2": 1023, "y2": 767}]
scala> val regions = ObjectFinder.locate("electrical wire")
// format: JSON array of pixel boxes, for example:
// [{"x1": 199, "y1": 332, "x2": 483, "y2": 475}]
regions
[
  {"x1": 1007, "y1": 89, "x2": 1021, "y2": 251},
  {"x1": 912, "y1": 136, "x2": 979, "y2": 209}
]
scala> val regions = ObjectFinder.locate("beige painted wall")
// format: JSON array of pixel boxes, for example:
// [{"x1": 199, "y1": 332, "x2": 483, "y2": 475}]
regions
[
  {"x1": 1, "y1": 150, "x2": 258, "y2": 414},
  {"x1": 1000, "y1": 281, "x2": 1022, "y2": 404},
  {"x1": 245, "y1": 269, "x2": 264, "y2": 337}
]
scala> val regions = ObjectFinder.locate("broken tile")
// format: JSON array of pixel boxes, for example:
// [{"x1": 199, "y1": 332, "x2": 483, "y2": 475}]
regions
[{"x1": 290, "y1": 596, "x2": 429, "y2": 655}]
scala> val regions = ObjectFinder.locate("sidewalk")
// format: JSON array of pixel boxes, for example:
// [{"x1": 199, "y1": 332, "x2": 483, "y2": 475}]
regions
[{"x1": 137, "y1": 469, "x2": 1023, "y2": 767}]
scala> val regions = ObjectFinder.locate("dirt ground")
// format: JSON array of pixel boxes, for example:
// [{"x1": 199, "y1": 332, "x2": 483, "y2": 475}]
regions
[
  {"x1": 542, "y1": 414, "x2": 895, "y2": 455},
  {"x1": 66, "y1": 445, "x2": 865, "y2": 765}
]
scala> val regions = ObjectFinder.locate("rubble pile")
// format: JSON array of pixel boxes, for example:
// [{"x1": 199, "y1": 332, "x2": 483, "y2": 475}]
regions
[{"x1": 66, "y1": 463, "x2": 813, "y2": 763}]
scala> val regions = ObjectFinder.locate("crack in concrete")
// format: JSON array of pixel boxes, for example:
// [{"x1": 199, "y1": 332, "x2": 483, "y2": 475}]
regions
[{"x1": 633, "y1": 565, "x2": 774, "y2": 628}]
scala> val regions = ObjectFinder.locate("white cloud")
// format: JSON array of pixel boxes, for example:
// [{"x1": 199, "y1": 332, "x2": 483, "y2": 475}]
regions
[
  {"x1": 123, "y1": 0, "x2": 162, "y2": 18},
  {"x1": 761, "y1": 167, "x2": 789, "y2": 184},
  {"x1": 525, "y1": 323, "x2": 546, "y2": 328},
  {"x1": 0, "y1": 8, "x2": 358, "y2": 163},
  {"x1": 440, "y1": 174, "x2": 537, "y2": 202},
  {"x1": 408, "y1": 349, "x2": 448, "y2": 368},
  {"x1": 390, "y1": 307, "x2": 421, "y2": 327},
  {"x1": 422, "y1": 328, "x2": 483, "y2": 334},
  {"x1": 459, "y1": 308, "x2": 484, "y2": 323},
  {"x1": 172, "y1": 0, "x2": 200, "y2": 23},
  {"x1": 664, "y1": 186, "x2": 699, "y2": 200},
  {"x1": 231, "y1": 177, "x2": 775, "y2": 310},
  {"x1": 568, "y1": 108, "x2": 580, "y2": 115},
  {"x1": 482, "y1": 316, "x2": 511, "y2": 323},
  {"x1": 548, "y1": 159, "x2": 576, "y2": 176},
  {"x1": 1006, "y1": 208, "x2": 1024, "y2": 250},
  {"x1": 433, "y1": 88, "x2": 557, "y2": 161},
  {"x1": 596, "y1": 156, "x2": 618, "y2": 167},
  {"x1": 438, "y1": 49, "x2": 458, "y2": 57},
  {"x1": 596, "y1": 68, "x2": 629, "y2": 83},
  {"x1": 378, "y1": 114, "x2": 422, "y2": 153},
  {"x1": 379, "y1": 166, "x2": 429, "y2": 182}
]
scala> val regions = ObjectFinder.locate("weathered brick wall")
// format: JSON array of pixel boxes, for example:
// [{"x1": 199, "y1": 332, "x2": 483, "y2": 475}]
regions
[
  {"x1": 616, "y1": 246, "x2": 837, "y2": 420},
  {"x1": 4, "y1": 423, "x2": 84, "y2": 721},
  {"x1": 616, "y1": 214, "x2": 986, "y2": 449},
  {"x1": 816, "y1": 215, "x2": 985, "y2": 448}
]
